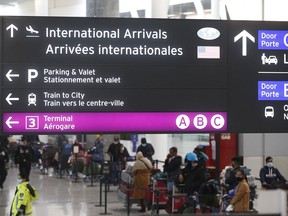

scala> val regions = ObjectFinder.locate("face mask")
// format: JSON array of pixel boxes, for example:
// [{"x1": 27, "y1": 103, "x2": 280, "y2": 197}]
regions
[
  {"x1": 236, "y1": 176, "x2": 243, "y2": 181},
  {"x1": 17, "y1": 179, "x2": 22, "y2": 184},
  {"x1": 141, "y1": 144, "x2": 146, "y2": 147},
  {"x1": 266, "y1": 162, "x2": 273, "y2": 168},
  {"x1": 191, "y1": 162, "x2": 197, "y2": 167}
]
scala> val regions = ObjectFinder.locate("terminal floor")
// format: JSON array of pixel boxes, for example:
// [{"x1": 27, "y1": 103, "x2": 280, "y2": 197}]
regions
[{"x1": 0, "y1": 167, "x2": 159, "y2": 216}]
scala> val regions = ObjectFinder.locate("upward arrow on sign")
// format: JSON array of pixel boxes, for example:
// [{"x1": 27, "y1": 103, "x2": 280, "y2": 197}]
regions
[
  {"x1": 6, "y1": 24, "x2": 18, "y2": 38},
  {"x1": 234, "y1": 30, "x2": 255, "y2": 56}
]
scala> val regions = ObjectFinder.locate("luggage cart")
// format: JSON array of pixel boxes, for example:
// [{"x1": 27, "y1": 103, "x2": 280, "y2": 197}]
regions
[
  {"x1": 171, "y1": 184, "x2": 186, "y2": 213},
  {"x1": 149, "y1": 177, "x2": 169, "y2": 214},
  {"x1": 117, "y1": 167, "x2": 138, "y2": 207}
]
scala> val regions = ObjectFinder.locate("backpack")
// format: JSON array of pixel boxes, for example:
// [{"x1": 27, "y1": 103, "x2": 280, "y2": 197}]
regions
[{"x1": 62, "y1": 143, "x2": 72, "y2": 155}]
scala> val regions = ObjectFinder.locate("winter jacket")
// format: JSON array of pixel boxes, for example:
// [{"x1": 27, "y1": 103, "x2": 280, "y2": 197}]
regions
[
  {"x1": 182, "y1": 164, "x2": 206, "y2": 195},
  {"x1": 164, "y1": 155, "x2": 182, "y2": 181},
  {"x1": 225, "y1": 166, "x2": 239, "y2": 191},
  {"x1": 136, "y1": 143, "x2": 154, "y2": 162},
  {"x1": 230, "y1": 179, "x2": 250, "y2": 212},
  {"x1": 132, "y1": 152, "x2": 152, "y2": 199},
  {"x1": 90, "y1": 140, "x2": 104, "y2": 162},
  {"x1": 10, "y1": 182, "x2": 38, "y2": 216},
  {"x1": 15, "y1": 145, "x2": 34, "y2": 165}
]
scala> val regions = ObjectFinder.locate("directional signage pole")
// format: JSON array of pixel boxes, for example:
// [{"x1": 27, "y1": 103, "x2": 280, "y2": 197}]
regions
[{"x1": 229, "y1": 21, "x2": 288, "y2": 132}]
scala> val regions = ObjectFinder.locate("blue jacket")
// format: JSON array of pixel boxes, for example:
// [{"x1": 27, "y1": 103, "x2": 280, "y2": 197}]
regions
[{"x1": 90, "y1": 140, "x2": 104, "y2": 162}]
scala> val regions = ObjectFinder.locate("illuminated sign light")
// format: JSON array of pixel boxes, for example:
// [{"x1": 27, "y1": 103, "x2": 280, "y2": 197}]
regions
[
  {"x1": 3, "y1": 112, "x2": 227, "y2": 133},
  {"x1": 258, "y1": 81, "x2": 288, "y2": 100},
  {"x1": 258, "y1": 30, "x2": 288, "y2": 50}
]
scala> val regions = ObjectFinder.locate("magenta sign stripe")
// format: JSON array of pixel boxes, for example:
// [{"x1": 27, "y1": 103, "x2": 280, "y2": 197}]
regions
[{"x1": 3, "y1": 112, "x2": 227, "y2": 133}]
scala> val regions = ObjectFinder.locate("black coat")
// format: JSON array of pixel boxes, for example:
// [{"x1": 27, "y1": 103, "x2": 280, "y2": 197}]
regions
[
  {"x1": 14, "y1": 145, "x2": 34, "y2": 164},
  {"x1": 225, "y1": 167, "x2": 239, "y2": 191},
  {"x1": 107, "y1": 143, "x2": 121, "y2": 162},
  {"x1": 183, "y1": 165, "x2": 206, "y2": 195},
  {"x1": 164, "y1": 155, "x2": 182, "y2": 181},
  {"x1": 137, "y1": 143, "x2": 154, "y2": 162},
  {"x1": 0, "y1": 146, "x2": 9, "y2": 168}
]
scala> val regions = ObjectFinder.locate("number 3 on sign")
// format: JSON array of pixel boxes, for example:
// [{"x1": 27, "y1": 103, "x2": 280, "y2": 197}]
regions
[{"x1": 25, "y1": 116, "x2": 39, "y2": 130}]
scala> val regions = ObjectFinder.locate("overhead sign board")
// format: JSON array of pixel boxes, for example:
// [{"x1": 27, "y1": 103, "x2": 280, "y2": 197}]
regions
[
  {"x1": 1, "y1": 17, "x2": 288, "y2": 133},
  {"x1": 1, "y1": 17, "x2": 227, "y2": 134},
  {"x1": 229, "y1": 21, "x2": 288, "y2": 132}
]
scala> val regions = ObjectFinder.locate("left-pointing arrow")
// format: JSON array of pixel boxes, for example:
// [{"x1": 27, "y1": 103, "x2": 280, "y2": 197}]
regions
[
  {"x1": 6, "y1": 93, "x2": 19, "y2": 105},
  {"x1": 6, "y1": 70, "x2": 20, "y2": 81},
  {"x1": 6, "y1": 117, "x2": 19, "y2": 129},
  {"x1": 6, "y1": 24, "x2": 18, "y2": 38}
]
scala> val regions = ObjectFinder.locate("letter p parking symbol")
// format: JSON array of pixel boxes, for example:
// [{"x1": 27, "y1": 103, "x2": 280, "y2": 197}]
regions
[{"x1": 28, "y1": 69, "x2": 38, "y2": 83}]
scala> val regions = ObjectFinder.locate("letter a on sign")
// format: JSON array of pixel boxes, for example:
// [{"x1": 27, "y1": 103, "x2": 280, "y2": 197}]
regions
[{"x1": 176, "y1": 115, "x2": 190, "y2": 129}]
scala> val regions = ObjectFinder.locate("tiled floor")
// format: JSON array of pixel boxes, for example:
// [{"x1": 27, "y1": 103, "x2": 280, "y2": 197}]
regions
[{"x1": 0, "y1": 167, "x2": 162, "y2": 216}]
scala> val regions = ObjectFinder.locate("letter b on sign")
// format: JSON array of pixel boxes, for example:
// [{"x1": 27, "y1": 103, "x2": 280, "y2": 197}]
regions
[{"x1": 194, "y1": 114, "x2": 207, "y2": 129}]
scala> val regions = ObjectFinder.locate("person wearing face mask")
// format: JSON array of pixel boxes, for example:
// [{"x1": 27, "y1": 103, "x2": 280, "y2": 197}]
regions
[
  {"x1": 107, "y1": 136, "x2": 122, "y2": 183},
  {"x1": 132, "y1": 151, "x2": 152, "y2": 213},
  {"x1": 119, "y1": 144, "x2": 130, "y2": 171},
  {"x1": 136, "y1": 138, "x2": 155, "y2": 163},
  {"x1": 226, "y1": 169, "x2": 250, "y2": 212},
  {"x1": 259, "y1": 156, "x2": 288, "y2": 188},
  {"x1": 225, "y1": 156, "x2": 241, "y2": 191},
  {"x1": 179, "y1": 152, "x2": 206, "y2": 197},
  {"x1": 164, "y1": 147, "x2": 182, "y2": 193},
  {"x1": 10, "y1": 172, "x2": 38, "y2": 216},
  {"x1": 14, "y1": 138, "x2": 34, "y2": 180}
]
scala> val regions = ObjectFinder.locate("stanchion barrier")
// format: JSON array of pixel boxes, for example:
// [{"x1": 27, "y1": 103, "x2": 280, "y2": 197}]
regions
[
  {"x1": 87, "y1": 161, "x2": 96, "y2": 187},
  {"x1": 90, "y1": 161, "x2": 94, "y2": 186},
  {"x1": 58, "y1": 149, "x2": 63, "y2": 179},
  {"x1": 74, "y1": 153, "x2": 78, "y2": 182},
  {"x1": 95, "y1": 179, "x2": 103, "y2": 207},
  {"x1": 99, "y1": 176, "x2": 112, "y2": 215},
  {"x1": 59, "y1": 162, "x2": 62, "y2": 179},
  {"x1": 95, "y1": 162, "x2": 110, "y2": 208},
  {"x1": 153, "y1": 160, "x2": 165, "y2": 170},
  {"x1": 126, "y1": 180, "x2": 131, "y2": 216}
]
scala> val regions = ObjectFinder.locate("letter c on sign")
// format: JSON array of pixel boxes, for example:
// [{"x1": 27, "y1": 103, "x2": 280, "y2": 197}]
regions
[
  {"x1": 176, "y1": 114, "x2": 190, "y2": 129},
  {"x1": 211, "y1": 114, "x2": 225, "y2": 129}
]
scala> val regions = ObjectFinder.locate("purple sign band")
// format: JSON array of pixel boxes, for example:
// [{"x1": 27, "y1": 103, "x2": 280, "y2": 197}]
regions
[{"x1": 3, "y1": 112, "x2": 227, "y2": 133}]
